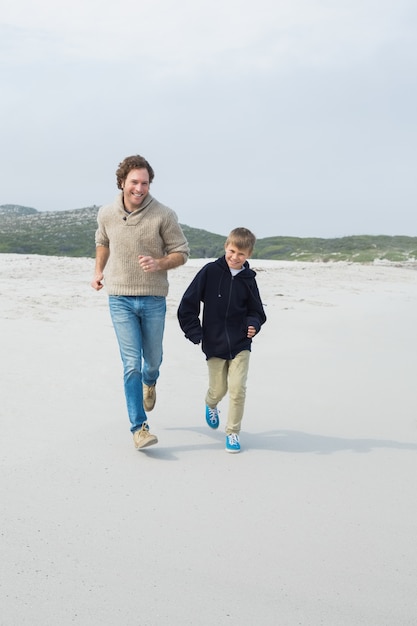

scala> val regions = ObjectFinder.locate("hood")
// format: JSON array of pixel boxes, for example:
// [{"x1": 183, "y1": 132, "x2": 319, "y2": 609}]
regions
[{"x1": 215, "y1": 255, "x2": 256, "y2": 279}]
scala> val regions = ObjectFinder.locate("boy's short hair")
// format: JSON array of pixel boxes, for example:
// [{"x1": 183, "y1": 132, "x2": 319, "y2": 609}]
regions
[{"x1": 225, "y1": 227, "x2": 256, "y2": 253}]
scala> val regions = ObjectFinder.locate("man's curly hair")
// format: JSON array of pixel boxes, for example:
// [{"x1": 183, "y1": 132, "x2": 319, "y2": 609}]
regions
[{"x1": 116, "y1": 155, "x2": 155, "y2": 189}]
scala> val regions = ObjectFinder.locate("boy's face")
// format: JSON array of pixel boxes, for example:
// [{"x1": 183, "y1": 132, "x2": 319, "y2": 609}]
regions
[{"x1": 224, "y1": 243, "x2": 252, "y2": 270}]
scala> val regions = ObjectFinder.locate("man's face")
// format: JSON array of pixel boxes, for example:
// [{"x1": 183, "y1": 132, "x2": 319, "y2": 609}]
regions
[
  {"x1": 122, "y1": 168, "x2": 150, "y2": 210},
  {"x1": 224, "y1": 244, "x2": 251, "y2": 270}
]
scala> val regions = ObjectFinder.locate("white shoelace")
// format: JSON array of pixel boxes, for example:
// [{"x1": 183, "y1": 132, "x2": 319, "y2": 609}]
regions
[{"x1": 208, "y1": 408, "x2": 218, "y2": 424}]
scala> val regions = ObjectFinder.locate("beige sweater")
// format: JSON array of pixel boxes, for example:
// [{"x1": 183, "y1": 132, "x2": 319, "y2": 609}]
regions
[{"x1": 95, "y1": 192, "x2": 189, "y2": 296}]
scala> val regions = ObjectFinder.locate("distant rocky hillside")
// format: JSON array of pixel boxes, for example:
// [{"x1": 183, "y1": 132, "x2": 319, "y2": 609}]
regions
[
  {"x1": 0, "y1": 205, "x2": 225, "y2": 258},
  {"x1": 0, "y1": 205, "x2": 101, "y2": 257},
  {"x1": 0, "y1": 204, "x2": 416, "y2": 262},
  {"x1": 0, "y1": 204, "x2": 38, "y2": 216}
]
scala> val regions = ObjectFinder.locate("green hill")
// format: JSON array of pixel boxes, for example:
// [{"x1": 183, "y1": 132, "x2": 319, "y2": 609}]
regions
[{"x1": 0, "y1": 204, "x2": 416, "y2": 262}]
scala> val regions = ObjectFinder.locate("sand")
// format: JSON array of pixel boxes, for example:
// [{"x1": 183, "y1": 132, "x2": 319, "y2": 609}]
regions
[{"x1": 1, "y1": 253, "x2": 417, "y2": 625}]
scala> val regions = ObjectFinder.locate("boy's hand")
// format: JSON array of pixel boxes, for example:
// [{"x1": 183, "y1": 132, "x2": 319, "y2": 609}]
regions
[{"x1": 247, "y1": 326, "x2": 256, "y2": 338}]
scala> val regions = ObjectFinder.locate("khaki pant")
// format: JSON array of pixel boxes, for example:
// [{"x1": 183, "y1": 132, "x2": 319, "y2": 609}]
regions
[{"x1": 205, "y1": 350, "x2": 250, "y2": 434}]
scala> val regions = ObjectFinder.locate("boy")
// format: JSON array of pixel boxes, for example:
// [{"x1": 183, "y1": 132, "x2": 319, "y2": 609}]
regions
[{"x1": 177, "y1": 227, "x2": 266, "y2": 453}]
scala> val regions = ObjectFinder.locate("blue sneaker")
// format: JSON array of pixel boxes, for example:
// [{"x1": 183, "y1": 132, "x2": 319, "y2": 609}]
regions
[
  {"x1": 225, "y1": 433, "x2": 241, "y2": 453},
  {"x1": 205, "y1": 405, "x2": 220, "y2": 429}
]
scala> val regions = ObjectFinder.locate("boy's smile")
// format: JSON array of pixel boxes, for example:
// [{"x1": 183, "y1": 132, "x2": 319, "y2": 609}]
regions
[{"x1": 224, "y1": 245, "x2": 251, "y2": 270}]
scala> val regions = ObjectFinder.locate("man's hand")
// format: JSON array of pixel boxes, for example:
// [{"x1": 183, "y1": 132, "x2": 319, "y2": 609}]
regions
[
  {"x1": 91, "y1": 272, "x2": 104, "y2": 290},
  {"x1": 92, "y1": 246, "x2": 109, "y2": 290},
  {"x1": 247, "y1": 325, "x2": 256, "y2": 338},
  {"x1": 138, "y1": 255, "x2": 159, "y2": 272},
  {"x1": 139, "y1": 251, "x2": 186, "y2": 272}
]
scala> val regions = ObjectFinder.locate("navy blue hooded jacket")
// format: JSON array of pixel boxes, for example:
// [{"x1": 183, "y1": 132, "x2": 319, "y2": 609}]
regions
[{"x1": 177, "y1": 256, "x2": 267, "y2": 360}]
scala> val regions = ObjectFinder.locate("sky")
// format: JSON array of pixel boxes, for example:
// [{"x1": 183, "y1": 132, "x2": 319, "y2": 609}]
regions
[{"x1": 1, "y1": 0, "x2": 416, "y2": 238}]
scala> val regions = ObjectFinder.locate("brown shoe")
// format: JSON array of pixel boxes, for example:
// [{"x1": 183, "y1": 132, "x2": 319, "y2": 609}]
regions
[
  {"x1": 143, "y1": 384, "x2": 156, "y2": 412},
  {"x1": 133, "y1": 422, "x2": 158, "y2": 450}
]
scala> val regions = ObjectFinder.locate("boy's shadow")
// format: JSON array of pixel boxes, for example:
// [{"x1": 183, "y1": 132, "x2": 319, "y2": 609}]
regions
[
  {"x1": 161, "y1": 426, "x2": 417, "y2": 456},
  {"x1": 244, "y1": 428, "x2": 417, "y2": 455}
]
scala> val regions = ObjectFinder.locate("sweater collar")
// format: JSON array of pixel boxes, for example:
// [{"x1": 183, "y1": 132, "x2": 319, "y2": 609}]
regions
[{"x1": 116, "y1": 191, "x2": 154, "y2": 215}]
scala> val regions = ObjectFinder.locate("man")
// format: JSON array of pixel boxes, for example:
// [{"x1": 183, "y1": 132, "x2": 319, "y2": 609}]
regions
[{"x1": 91, "y1": 155, "x2": 189, "y2": 450}]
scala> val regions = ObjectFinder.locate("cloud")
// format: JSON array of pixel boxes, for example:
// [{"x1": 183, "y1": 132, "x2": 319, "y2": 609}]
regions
[
  {"x1": 2, "y1": 0, "x2": 415, "y2": 75},
  {"x1": 1, "y1": 0, "x2": 416, "y2": 237}
]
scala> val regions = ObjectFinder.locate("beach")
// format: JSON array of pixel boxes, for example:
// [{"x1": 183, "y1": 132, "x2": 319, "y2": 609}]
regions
[{"x1": 1, "y1": 253, "x2": 417, "y2": 625}]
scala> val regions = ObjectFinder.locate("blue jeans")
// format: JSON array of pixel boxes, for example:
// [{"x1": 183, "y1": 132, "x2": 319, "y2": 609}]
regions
[{"x1": 109, "y1": 295, "x2": 166, "y2": 432}]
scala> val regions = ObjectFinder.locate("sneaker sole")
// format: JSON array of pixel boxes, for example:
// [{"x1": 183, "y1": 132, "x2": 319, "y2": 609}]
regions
[{"x1": 225, "y1": 447, "x2": 240, "y2": 453}]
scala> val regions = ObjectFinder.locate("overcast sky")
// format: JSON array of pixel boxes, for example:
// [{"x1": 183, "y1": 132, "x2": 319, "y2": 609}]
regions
[{"x1": 1, "y1": 0, "x2": 416, "y2": 238}]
